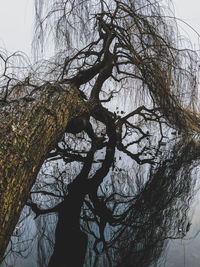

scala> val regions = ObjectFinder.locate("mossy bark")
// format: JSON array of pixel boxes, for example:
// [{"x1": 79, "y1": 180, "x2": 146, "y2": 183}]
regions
[{"x1": 0, "y1": 83, "x2": 87, "y2": 262}]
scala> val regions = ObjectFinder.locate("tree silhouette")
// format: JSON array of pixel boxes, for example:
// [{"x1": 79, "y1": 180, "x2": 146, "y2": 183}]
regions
[
  {"x1": 3, "y1": 139, "x2": 200, "y2": 266},
  {"x1": 0, "y1": 0, "x2": 200, "y2": 264}
]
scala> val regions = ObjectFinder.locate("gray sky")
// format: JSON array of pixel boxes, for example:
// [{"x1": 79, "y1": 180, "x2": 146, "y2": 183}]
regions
[
  {"x1": 0, "y1": 0, "x2": 33, "y2": 56},
  {"x1": 173, "y1": 0, "x2": 200, "y2": 48},
  {"x1": 0, "y1": 0, "x2": 199, "y2": 57}
]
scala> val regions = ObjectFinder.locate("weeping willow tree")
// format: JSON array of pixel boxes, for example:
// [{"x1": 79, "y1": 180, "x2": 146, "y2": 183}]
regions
[{"x1": 0, "y1": 0, "x2": 200, "y2": 263}]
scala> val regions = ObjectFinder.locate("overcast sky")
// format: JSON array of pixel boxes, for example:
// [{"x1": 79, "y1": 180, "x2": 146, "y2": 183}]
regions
[
  {"x1": 173, "y1": 0, "x2": 200, "y2": 48},
  {"x1": 0, "y1": 0, "x2": 199, "y2": 57},
  {"x1": 0, "y1": 0, "x2": 33, "y2": 56}
]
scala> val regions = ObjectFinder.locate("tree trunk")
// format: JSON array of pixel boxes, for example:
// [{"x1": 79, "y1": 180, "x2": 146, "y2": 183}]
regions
[{"x1": 0, "y1": 82, "x2": 87, "y2": 262}]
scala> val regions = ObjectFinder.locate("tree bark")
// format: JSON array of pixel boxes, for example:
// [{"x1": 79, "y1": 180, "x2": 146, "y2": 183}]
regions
[{"x1": 0, "y1": 82, "x2": 87, "y2": 262}]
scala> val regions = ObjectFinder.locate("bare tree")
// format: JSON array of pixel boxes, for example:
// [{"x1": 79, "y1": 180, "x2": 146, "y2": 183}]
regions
[
  {"x1": 0, "y1": 0, "x2": 200, "y2": 263},
  {"x1": 8, "y1": 139, "x2": 199, "y2": 267}
]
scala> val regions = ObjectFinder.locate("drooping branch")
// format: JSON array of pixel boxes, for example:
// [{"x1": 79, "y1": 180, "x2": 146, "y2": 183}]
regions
[{"x1": 2, "y1": 0, "x2": 200, "y2": 265}]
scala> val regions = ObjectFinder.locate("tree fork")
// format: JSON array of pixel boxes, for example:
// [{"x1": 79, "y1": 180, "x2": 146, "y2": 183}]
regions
[{"x1": 0, "y1": 82, "x2": 87, "y2": 262}]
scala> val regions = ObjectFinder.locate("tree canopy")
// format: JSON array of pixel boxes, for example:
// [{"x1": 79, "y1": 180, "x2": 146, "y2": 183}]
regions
[{"x1": 1, "y1": 0, "x2": 200, "y2": 266}]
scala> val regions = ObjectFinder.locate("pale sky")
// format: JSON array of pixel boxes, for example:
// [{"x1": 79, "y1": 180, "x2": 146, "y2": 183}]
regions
[
  {"x1": 173, "y1": 0, "x2": 200, "y2": 48},
  {"x1": 0, "y1": 0, "x2": 33, "y2": 56},
  {"x1": 0, "y1": 0, "x2": 199, "y2": 57}
]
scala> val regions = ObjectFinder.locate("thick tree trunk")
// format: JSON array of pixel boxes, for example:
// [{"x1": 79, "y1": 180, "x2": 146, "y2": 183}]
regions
[{"x1": 0, "y1": 82, "x2": 87, "y2": 262}]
